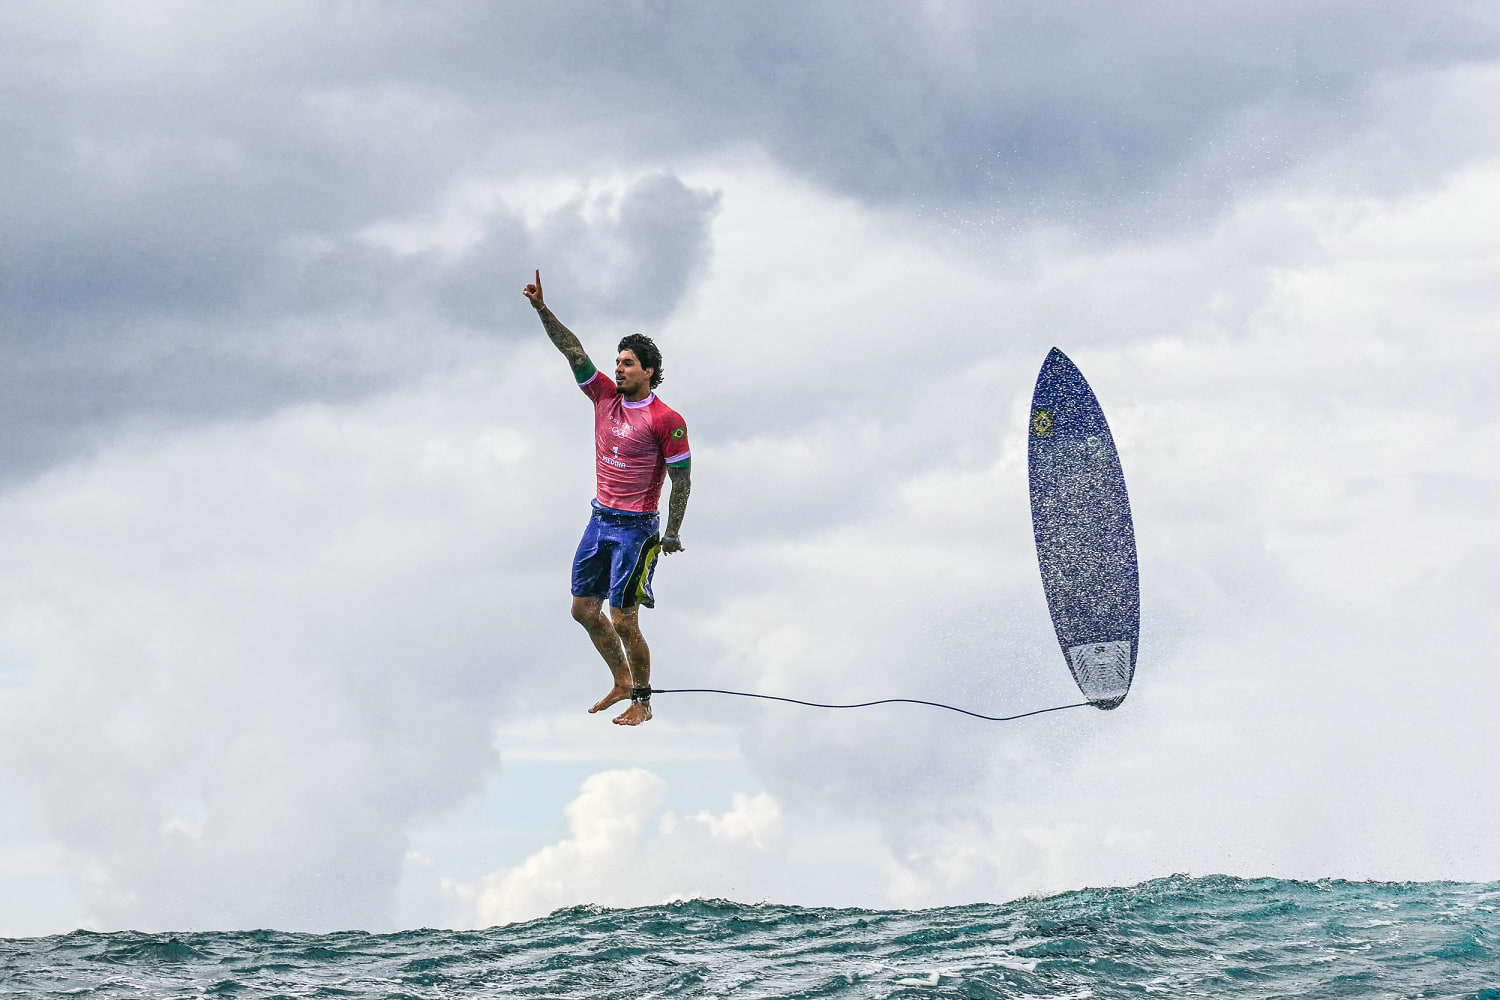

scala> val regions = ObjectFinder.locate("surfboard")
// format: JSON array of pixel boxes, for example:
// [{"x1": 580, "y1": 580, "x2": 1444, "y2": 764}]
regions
[{"x1": 1028, "y1": 348, "x2": 1139, "y2": 709}]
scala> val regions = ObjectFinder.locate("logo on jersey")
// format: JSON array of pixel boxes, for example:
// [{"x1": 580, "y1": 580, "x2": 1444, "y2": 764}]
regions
[
  {"x1": 610, "y1": 420, "x2": 632, "y2": 438},
  {"x1": 671, "y1": 427, "x2": 686, "y2": 440}
]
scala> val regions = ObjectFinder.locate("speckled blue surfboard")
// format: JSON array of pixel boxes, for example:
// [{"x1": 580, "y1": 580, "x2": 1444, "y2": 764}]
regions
[{"x1": 1028, "y1": 348, "x2": 1139, "y2": 709}]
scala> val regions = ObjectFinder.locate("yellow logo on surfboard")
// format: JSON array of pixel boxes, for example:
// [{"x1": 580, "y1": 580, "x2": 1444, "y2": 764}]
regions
[{"x1": 1031, "y1": 408, "x2": 1055, "y2": 437}]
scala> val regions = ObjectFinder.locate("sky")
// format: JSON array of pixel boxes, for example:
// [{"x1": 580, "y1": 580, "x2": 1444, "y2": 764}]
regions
[{"x1": 1, "y1": 0, "x2": 1499, "y2": 935}]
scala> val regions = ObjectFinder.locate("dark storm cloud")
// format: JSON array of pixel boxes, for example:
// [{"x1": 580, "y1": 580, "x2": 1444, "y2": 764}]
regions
[
  {"x1": 425, "y1": 174, "x2": 721, "y2": 330},
  {"x1": 0, "y1": 179, "x2": 717, "y2": 485},
  {"x1": 1, "y1": 0, "x2": 1494, "y2": 482},
  {"x1": 421, "y1": 1, "x2": 1499, "y2": 218},
  {"x1": 0, "y1": 2, "x2": 725, "y2": 481},
  {"x1": 0, "y1": 174, "x2": 719, "y2": 483}
]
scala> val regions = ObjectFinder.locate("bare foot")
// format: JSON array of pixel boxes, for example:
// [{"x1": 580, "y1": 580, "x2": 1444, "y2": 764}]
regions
[
  {"x1": 612, "y1": 702, "x2": 653, "y2": 726},
  {"x1": 588, "y1": 684, "x2": 632, "y2": 714}
]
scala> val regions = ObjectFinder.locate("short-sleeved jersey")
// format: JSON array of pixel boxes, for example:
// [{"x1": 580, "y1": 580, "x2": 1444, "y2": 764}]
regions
[{"x1": 578, "y1": 366, "x2": 690, "y2": 513}]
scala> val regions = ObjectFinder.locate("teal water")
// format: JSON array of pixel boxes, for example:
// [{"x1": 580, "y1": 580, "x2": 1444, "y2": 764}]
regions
[{"x1": 2, "y1": 876, "x2": 1497, "y2": 998}]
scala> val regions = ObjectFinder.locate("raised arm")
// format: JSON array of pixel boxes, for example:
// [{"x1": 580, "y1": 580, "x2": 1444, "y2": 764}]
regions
[
  {"x1": 523, "y1": 269, "x2": 591, "y2": 371},
  {"x1": 662, "y1": 464, "x2": 691, "y2": 554}
]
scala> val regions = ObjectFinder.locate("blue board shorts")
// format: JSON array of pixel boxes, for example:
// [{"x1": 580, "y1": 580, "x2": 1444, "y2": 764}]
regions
[{"x1": 571, "y1": 500, "x2": 662, "y2": 610}]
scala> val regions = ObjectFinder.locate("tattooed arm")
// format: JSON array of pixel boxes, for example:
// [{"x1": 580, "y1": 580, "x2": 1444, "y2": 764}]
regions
[
  {"x1": 522, "y1": 269, "x2": 591, "y2": 371},
  {"x1": 662, "y1": 464, "x2": 691, "y2": 554}
]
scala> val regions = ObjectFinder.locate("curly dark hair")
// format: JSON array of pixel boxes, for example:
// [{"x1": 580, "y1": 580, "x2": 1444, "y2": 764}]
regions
[{"x1": 617, "y1": 333, "x2": 664, "y2": 389}]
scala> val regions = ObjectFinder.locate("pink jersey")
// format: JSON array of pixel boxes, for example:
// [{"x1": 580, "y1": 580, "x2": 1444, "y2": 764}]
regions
[{"x1": 579, "y1": 369, "x2": 690, "y2": 513}]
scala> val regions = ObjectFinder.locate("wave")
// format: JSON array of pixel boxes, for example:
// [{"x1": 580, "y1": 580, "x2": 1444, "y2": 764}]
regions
[{"x1": 3, "y1": 875, "x2": 1498, "y2": 998}]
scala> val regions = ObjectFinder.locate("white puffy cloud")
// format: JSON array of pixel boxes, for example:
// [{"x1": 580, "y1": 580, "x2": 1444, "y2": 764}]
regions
[{"x1": 459, "y1": 769, "x2": 784, "y2": 927}]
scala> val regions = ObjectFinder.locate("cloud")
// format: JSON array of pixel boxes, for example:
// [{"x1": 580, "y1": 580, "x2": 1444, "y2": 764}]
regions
[
  {"x1": 3, "y1": 2, "x2": 1495, "y2": 486},
  {"x1": 421, "y1": 173, "x2": 721, "y2": 331},
  {"x1": 460, "y1": 768, "x2": 783, "y2": 927},
  {"x1": 0, "y1": 359, "x2": 595, "y2": 929},
  {"x1": 2, "y1": 4, "x2": 1500, "y2": 934},
  {"x1": 665, "y1": 156, "x2": 1500, "y2": 899},
  {"x1": 3, "y1": 149, "x2": 1499, "y2": 932},
  {"x1": 317, "y1": 2, "x2": 1500, "y2": 218},
  {"x1": 0, "y1": 161, "x2": 719, "y2": 485}
]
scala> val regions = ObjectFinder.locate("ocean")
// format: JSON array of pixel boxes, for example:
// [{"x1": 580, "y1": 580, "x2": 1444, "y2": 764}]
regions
[{"x1": 2, "y1": 875, "x2": 1496, "y2": 998}]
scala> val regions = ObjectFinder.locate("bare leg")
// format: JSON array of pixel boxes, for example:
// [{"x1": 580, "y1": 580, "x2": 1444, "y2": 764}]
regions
[
  {"x1": 609, "y1": 605, "x2": 653, "y2": 726},
  {"x1": 572, "y1": 597, "x2": 632, "y2": 713}
]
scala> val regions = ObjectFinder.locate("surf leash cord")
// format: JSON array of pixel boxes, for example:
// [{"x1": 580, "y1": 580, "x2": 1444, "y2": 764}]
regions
[{"x1": 646, "y1": 687, "x2": 1091, "y2": 722}]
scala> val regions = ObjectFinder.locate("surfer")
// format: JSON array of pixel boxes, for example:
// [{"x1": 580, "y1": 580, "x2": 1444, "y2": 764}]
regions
[{"x1": 523, "y1": 270, "x2": 692, "y2": 726}]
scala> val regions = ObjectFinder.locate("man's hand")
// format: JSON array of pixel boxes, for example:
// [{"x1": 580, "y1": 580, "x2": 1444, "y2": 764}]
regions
[
  {"x1": 523, "y1": 269, "x2": 545, "y2": 311},
  {"x1": 663, "y1": 465, "x2": 690, "y2": 554},
  {"x1": 528, "y1": 270, "x2": 591, "y2": 369}
]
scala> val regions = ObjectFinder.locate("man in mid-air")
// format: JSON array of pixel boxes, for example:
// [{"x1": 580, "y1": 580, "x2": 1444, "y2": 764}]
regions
[{"x1": 523, "y1": 270, "x2": 691, "y2": 727}]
